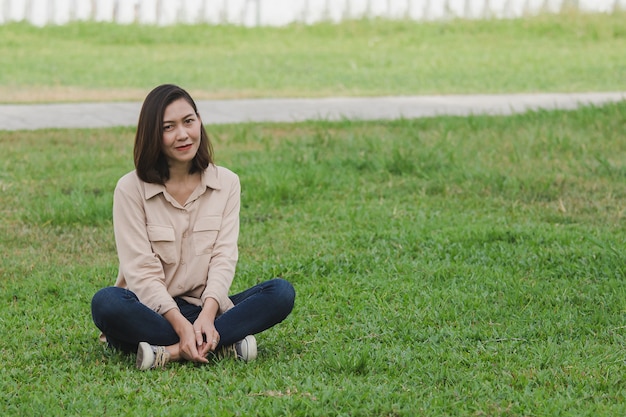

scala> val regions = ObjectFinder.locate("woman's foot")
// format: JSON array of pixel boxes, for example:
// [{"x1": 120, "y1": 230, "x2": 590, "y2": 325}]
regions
[
  {"x1": 215, "y1": 335, "x2": 257, "y2": 362},
  {"x1": 136, "y1": 342, "x2": 171, "y2": 370}
]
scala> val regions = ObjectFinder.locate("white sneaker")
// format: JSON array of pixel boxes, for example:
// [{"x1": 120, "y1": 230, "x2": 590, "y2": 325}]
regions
[
  {"x1": 216, "y1": 335, "x2": 257, "y2": 362},
  {"x1": 136, "y1": 342, "x2": 171, "y2": 370},
  {"x1": 235, "y1": 335, "x2": 258, "y2": 362}
]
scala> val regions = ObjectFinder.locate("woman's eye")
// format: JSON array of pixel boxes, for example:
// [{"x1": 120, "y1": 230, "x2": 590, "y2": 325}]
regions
[
  {"x1": 163, "y1": 125, "x2": 173, "y2": 131},
  {"x1": 185, "y1": 118, "x2": 194, "y2": 124}
]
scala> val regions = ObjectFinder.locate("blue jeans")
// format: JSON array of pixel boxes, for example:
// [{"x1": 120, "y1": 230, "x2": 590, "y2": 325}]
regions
[{"x1": 91, "y1": 278, "x2": 295, "y2": 353}]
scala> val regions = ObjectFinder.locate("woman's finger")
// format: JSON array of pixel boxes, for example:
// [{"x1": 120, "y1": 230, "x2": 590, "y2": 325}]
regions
[{"x1": 194, "y1": 329, "x2": 203, "y2": 346}]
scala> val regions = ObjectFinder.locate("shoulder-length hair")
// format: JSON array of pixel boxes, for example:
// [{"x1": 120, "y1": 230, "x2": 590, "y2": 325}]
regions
[{"x1": 134, "y1": 84, "x2": 213, "y2": 184}]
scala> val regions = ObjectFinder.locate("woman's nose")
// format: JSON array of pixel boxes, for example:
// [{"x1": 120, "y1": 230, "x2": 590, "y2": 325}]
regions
[{"x1": 175, "y1": 124, "x2": 188, "y2": 139}]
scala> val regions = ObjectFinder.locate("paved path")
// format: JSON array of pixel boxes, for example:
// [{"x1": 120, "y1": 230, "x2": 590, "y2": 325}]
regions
[{"x1": 1, "y1": 92, "x2": 625, "y2": 131}]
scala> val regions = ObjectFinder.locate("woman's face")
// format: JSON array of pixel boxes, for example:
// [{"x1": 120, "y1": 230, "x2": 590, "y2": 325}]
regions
[{"x1": 161, "y1": 98, "x2": 202, "y2": 168}]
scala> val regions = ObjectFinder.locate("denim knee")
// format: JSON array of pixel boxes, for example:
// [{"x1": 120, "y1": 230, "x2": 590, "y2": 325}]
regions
[
  {"x1": 92, "y1": 286, "x2": 121, "y2": 309},
  {"x1": 270, "y1": 278, "x2": 296, "y2": 316},
  {"x1": 91, "y1": 286, "x2": 129, "y2": 328}
]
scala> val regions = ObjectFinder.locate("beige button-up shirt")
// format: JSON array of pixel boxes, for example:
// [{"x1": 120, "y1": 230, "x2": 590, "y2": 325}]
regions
[{"x1": 113, "y1": 164, "x2": 239, "y2": 316}]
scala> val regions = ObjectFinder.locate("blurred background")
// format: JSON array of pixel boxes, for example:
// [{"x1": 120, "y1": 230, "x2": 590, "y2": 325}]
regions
[{"x1": 1, "y1": 0, "x2": 624, "y2": 27}]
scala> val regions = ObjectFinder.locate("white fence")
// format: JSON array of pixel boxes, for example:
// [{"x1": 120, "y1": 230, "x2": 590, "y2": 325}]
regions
[{"x1": 0, "y1": 0, "x2": 624, "y2": 26}]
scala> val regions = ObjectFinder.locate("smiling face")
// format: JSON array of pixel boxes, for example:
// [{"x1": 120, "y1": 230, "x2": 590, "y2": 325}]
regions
[{"x1": 161, "y1": 98, "x2": 202, "y2": 169}]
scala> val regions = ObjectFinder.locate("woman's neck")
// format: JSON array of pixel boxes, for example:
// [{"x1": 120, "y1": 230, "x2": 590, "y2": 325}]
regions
[
  {"x1": 167, "y1": 162, "x2": 192, "y2": 182},
  {"x1": 165, "y1": 164, "x2": 201, "y2": 205}
]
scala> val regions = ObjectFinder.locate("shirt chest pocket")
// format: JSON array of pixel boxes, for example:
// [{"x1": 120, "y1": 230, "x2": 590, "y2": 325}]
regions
[
  {"x1": 147, "y1": 224, "x2": 177, "y2": 265},
  {"x1": 193, "y1": 215, "x2": 222, "y2": 256}
]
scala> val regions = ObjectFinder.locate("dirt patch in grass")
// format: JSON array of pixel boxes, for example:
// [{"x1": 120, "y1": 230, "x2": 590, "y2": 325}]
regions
[
  {"x1": 0, "y1": 86, "x2": 341, "y2": 104},
  {"x1": 0, "y1": 86, "x2": 148, "y2": 103},
  {"x1": 0, "y1": 86, "x2": 256, "y2": 104}
]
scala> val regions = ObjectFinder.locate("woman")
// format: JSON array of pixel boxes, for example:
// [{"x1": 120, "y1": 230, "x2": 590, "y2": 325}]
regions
[{"x1": 91, "y1": 84, "x2": 295, "y2": 370}]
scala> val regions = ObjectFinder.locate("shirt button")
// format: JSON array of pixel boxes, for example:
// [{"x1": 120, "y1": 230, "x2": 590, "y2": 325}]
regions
[{"x1": 182, "y1": 232, "x2": 188, "y2": 238}]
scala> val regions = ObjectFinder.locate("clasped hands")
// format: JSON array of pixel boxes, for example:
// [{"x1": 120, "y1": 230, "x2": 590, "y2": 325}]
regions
[{"x1": 174, "y1": 307, "x2": 221, "y2": 364}]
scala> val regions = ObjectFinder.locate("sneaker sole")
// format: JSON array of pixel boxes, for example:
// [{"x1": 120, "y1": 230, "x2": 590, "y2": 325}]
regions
[
  {"x1": 240, "y1": 335, "x2": 258, "y2": 362},
  {"x1": 136, "y1": 342, "x2": 155, "y2": 370}
]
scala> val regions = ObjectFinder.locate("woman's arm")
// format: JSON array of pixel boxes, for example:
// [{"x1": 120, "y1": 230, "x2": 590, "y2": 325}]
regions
[
  {"x1": 200, "y1": 169, "x2": 241, "y2": 313},
  {"x1": 113, "y1": 174, "x2": 179, "y2": 315}
]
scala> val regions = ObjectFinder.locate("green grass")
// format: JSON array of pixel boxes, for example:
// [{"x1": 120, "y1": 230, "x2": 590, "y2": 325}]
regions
[
  {"x1": 1, "y1": 12, "x2": 626, "y2": 102},
  {"x1": 1, "y1": 102, "x2": 625, "y2": 415}
]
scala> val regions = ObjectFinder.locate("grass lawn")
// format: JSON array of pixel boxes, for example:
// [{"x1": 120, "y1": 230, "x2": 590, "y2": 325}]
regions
[
  {"x1": 1, "y1": 12, "x2": 626, "y2": 103},
  {"x1": 1, "y1": 100, "x2": 625, "y2": 415}
]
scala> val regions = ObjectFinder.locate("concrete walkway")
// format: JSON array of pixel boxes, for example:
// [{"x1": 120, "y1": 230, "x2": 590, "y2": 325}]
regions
[{"x1": 1, "y1": 92, "x2": 625, "y2": 131}]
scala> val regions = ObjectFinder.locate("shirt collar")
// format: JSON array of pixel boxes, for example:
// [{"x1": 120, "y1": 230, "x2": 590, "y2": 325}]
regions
[
  {"x1": 143, "y1": 164, "x2": 221, "y2": 200},
  {"x1": 201, "y1": 164, "x2": 222, "y2": 191}
]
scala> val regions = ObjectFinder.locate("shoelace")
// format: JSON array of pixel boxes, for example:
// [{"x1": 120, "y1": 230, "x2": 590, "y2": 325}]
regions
[
  {"x1": 215, "y1": 344, "x2": 238, "y2": 360},
  {"x1": 153, "y1": 346, "x2": 170, "y2": 368}
]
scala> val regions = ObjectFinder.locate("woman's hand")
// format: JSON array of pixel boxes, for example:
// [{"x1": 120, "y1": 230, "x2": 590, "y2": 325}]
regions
[
  {"x1": 164, "y1": 309, "x2": 209, "y2": 364},
  {"x1": 193, "y1": 298, "x2": 221, "y2": 358},
  {"x1": 178, "y1": 323, "x2": 210, "y2": 363},
  {"x1": 192, "y1": 316, "x2": 220, "y2": 358}
]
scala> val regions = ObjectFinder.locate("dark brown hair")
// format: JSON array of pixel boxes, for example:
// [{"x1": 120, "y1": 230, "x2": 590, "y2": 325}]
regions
[{"x1": 134, "y1": 84, "x2": 213, "y2": 184}]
